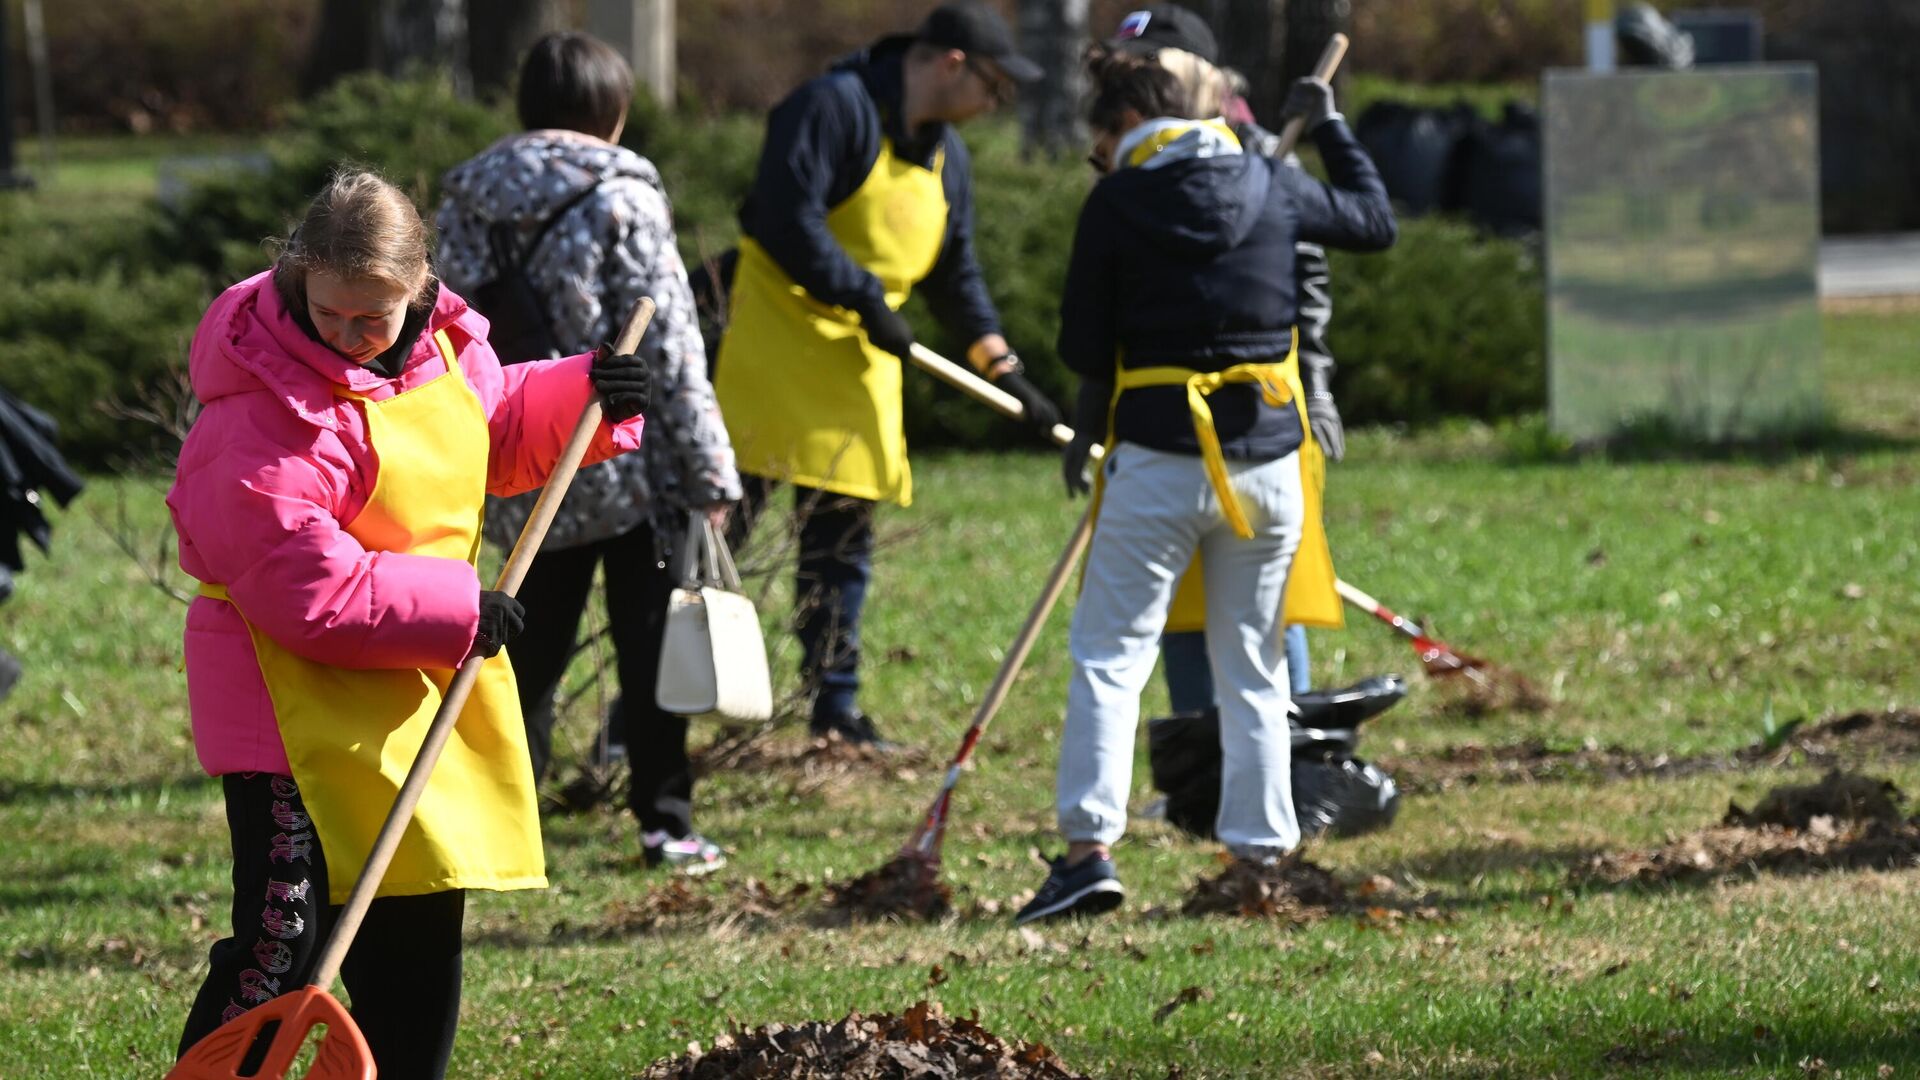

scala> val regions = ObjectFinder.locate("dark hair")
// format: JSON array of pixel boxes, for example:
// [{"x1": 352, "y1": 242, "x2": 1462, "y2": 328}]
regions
[
  {"x1": 1083, "y1": 44, "x2": 1183, "y2": 133},
  {"x1": 517, "y1": 32, "x2": 634, "y2": 138}
]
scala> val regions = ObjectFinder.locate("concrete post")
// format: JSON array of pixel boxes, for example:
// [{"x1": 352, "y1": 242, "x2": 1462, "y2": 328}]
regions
[{"x1": 587, "y1": 0, "x2": 675, "y2": 106}]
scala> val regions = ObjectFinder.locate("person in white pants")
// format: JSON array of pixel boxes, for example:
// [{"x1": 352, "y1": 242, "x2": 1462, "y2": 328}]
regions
[
  {"x1": 1014, "y1": 46, "x2": 1394, "y2": 925},
  {"x1": 1060, "y1": 445, "x2": 1305, "y2": 852}
]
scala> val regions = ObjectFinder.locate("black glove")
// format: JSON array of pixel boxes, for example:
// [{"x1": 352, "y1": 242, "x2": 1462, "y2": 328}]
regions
[
  {"x1": 1062, "y1": 379, "x2": 1111, "y2": 498},
  {"x1": 991, "y1": 368, "x2": 1062, "y2": 437},
  {"x1": 589, "y1": 344, "x2": 651, "y2": 422},
  {"x1": 1300, "y1": 350, "x2": 1344, "y2": 462},
  {"x1": 1281, "y1": 77, "x2": 1340, "y2": 133},
  {"x1": 861, "y1": 306, "x2": 916, "y2": 361},
  {"x1": 1063, "y1": 431, "x2": 1097, "y2": 498},
  {"x1": 470, "y1": 590, "x2": 525, "y2": 659}
]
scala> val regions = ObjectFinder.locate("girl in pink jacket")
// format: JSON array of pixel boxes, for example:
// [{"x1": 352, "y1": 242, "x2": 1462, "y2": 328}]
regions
[{"x1": 169, "y1": 170, "x2": 649, "y2": 1078}]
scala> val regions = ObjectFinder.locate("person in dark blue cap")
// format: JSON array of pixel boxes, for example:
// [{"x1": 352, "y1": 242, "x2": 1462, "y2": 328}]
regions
[
  {"x1": 713, "y1": 2, "x2": 1059, "y2": 747},
  {"x1": 1101, "y1": 5, "x2": 1408, "y2": 748}
]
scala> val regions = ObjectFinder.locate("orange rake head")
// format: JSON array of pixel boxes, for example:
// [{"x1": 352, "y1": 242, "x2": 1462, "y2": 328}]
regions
[{"x1": 168, "y1": 986, "x2": 373, "y2": 1080}]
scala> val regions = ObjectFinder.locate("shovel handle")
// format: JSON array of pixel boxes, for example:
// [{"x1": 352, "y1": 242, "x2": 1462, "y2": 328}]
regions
[
  {"x1": 1273, "y1": 33, "x2": 1351, "y2": 157},
  {"x1": 308, "y1": 298, "x2": 656, "y2": 991}
]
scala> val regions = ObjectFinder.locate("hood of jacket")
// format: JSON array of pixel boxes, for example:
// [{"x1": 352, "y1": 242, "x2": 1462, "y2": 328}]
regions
[
  {"x1": 188, "y1": 271, "x2": 481, "y2": 431},
  {"x1": 1097, "y1": 119, "x2": 1272, "y2": 258}
]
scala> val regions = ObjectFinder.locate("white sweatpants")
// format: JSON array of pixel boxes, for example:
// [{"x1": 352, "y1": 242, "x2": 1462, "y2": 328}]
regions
[{"x1": 1057, "y1": 442, "x2": 1305, "y2": 858}]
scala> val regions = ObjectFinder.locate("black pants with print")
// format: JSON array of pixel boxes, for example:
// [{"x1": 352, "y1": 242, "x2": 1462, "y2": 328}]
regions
[
  {"x1": 179, "y1": 772, "x2": 465, "y2": 1079},
  {"x1": 509, "y1": 514, "x2": 694, "y2": 837}
]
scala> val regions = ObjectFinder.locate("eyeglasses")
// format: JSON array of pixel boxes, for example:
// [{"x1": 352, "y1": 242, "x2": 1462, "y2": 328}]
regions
[{"x1": 964, "y1": 55, "x2": 1016, "y2": 108}]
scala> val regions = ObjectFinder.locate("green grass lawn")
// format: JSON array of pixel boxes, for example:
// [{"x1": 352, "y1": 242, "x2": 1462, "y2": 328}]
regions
[{"x1": 2, "y1": 312, "x2": 1918, "y2": 1078}]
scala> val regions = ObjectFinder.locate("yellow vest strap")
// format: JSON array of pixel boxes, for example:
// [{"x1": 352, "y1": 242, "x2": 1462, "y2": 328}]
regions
[{"x1": 1112, "y1": 329, "x2": 1299, "y2": 540}]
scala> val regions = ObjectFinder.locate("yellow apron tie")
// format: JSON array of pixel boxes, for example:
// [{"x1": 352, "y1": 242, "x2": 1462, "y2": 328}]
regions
[
  {"x1": 1086, "y1": 327, "x2": 1343, "y2": 631},
  {"x1": 1115, "y1": 351, "x2": 1297, "y2": 540},
  {"x1": 192, "y1": 329, "x2": 545, "y2": 902}
]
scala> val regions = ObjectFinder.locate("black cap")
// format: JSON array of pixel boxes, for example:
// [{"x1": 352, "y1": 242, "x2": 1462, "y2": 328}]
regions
[
  {"x1": 1109, "y1": 4, "x2": 1218, "y2": 64},
  {"x1": 917, "y1": 1, "x2": 1044, "y2": 83}
]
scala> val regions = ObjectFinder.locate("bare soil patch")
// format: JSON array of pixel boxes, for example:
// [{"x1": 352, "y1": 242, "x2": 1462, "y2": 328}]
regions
[
  {"x1": 1572, "y1": 771, "x2": 1920, "y2": 887},
  {"x1": 636, "y1": 1000, "x2": 1088, "y2": 1079}
]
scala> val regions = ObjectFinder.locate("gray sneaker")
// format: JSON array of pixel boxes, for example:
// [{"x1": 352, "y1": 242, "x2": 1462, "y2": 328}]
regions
[{"x1": 1014, "y1": 853, "x2": 1125, "y2": 925}]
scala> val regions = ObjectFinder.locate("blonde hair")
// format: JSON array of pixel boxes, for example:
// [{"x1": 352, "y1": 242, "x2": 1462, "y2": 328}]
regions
[
  {"x1": 273, "y1": 169, "x2": 434, "y2": 311},
  {"x1": 1153, "y1": 47, "x2": 1236, "y2": 119}
]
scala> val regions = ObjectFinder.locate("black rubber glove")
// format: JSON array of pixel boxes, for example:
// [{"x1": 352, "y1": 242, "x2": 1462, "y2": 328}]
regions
[
  {"x1": 992, "y1": 369, "x2": 1063, "y2": 437},
  {"x1": 1281, "y1": 76, "x2": 1340, "y2": 132},
  {"x1": 470, "y1": 590, "x2": 525, "y2": 659},
  {"x1": 589, "y1": 344, "x2": 651, "y2": 422},
  {"x1": 1062, "y1": 379, "x2": 1111, "y2": 498},
  {"x1": 1300, "y1": 350, "x2": 1345, "y2": 462},
  {"x1": 861, "y1": 306, "x2": 916, "y2": 361}
]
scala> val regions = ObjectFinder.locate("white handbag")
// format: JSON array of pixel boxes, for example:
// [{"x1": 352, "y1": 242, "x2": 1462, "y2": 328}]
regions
[{"x1": 655, "y1": 516, "x2": 774, "y2": 722}]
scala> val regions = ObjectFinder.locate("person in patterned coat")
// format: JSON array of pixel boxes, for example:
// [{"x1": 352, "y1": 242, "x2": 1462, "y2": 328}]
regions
[{"x1": 437, "y1": 32, "x2": 740, "y2": 874}]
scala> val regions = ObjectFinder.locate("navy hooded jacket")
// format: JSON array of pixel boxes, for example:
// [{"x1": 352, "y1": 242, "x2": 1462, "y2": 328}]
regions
[
  {"x1": 736, "y1": 36, "x2": 999, "y2": 343},
  {"x1": 1057, "y1": 118, "x2": 1395, "y2": 462}
]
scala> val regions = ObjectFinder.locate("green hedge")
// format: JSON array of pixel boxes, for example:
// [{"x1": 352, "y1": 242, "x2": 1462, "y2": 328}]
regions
[{"x1": 4, "y1": 73, "x2": 1545, "y2": 464}]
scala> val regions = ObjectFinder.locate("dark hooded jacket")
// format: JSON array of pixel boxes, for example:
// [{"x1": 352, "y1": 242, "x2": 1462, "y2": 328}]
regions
[
  {"x1": 735, "y1": 36, "x2": 999, "y2": 342},
  {"x1": 1058, "y1": 118, "x2": 1395, "y2": 461}
]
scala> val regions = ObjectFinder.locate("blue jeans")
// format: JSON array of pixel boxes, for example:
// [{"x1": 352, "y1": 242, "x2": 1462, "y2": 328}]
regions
[
  {"x1": 1163, "y1": 625, "x2": 1310, "y2": 713},
  {"x1": 734, "y1": 475, "x2": 873, "y2": 723}
]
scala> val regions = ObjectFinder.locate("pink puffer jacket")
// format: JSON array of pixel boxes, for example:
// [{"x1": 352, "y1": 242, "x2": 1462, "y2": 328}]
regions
[{"x1": 168, "y1": 271, "x2": 644, "y2": 776}]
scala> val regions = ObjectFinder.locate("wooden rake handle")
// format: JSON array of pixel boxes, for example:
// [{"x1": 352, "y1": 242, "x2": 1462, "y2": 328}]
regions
[
  {"x1": 308, "y1": 297, "x2": 656, "y2": 990},
  {"x1": 1274, "y1": 33, "x2": 1351, "y2": 155}
]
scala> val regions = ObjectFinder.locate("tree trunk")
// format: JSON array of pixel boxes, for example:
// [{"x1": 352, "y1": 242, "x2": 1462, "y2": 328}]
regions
[
  {"x1": 380, "y1": 0, "x2": 473, "y2": 97},
  {"x1": 303, "y1": 0, "x2": 381, "y2": 95},
  {"x1": 1210, "y1": 0, "x2": 1283, "y2": 124},
  {"x1": 1017, "y1": 0, "x2": 1088, "y2": 159},
  {"x1": 1281, "y1": 0, "x2": 1350, "y2": 96},
  {"x1": 468, "y1": 0, "x2": 559, "y2": 101}
]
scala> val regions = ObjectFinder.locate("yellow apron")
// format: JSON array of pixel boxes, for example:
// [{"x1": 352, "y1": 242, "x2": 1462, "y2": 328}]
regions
[
  {"x1": 714, "y1": 139, "x2": 950, "y2": 505},
  {"x1": 199, "y1": 330, "x2": 545, "y2": 903},
  {"x1": 1091, "y1": 330, "x2": 1343, "y2": 632}
]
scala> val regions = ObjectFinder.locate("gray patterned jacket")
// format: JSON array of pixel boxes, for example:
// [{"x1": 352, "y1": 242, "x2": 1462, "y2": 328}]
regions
[{"x1": 436, "y1": 130, "x2": 741, "y2": 552}]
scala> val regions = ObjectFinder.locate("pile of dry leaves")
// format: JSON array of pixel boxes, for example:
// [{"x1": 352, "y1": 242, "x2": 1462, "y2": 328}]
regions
[
  {"x1": 1178, "y1": 852, "x2": 1442, "y2": 929},
  {"x1": 636, "y1": 1000, "x2": 1088, "y2": 1079},
  {"x1": 1573, "y1": 771, "x2": 1920, "y2": 887},
  {"x1": 1182, "y1": 852, "x2": 1349, "y2": 921},
  {"x1": 825, "y1": 854, "x2": 953, "y2": 922}
]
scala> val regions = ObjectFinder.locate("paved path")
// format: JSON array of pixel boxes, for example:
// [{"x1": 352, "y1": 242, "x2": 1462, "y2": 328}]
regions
[{"x1": 1821, "y1": 233, "x2": 1920, "y2": 298}]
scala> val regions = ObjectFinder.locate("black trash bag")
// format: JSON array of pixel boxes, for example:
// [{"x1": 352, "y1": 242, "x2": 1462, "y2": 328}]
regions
[
  {"x1": 1147, "y1": 676, "x2": 1407, "y2": 841},
  {"x1": 1616, "y1": 2, "x2": 1695, "y2": 69},
  {"x1": 1293, "y1": 752, "x2": 1401, "y2": 838},
  {"x1": 1354, "y1": 102, "x2": 1474, "y2": 216},
  {"x1": 1458, "y1": 103, "x2": 1543, "y2": 238},
  {"x1": 1295, "y1": 674, "x2": 1409, "y2": 732}
]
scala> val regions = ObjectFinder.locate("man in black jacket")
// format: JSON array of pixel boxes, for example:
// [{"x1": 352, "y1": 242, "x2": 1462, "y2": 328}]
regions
[{"x1": 713, "y1": 2, "x2": 1058, "y2": 745}]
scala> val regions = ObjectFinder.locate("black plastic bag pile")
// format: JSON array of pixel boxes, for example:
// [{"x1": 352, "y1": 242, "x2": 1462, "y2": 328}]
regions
[
  {"x1": 1148, "y1": 676, "x2": 1406, "y2": 840},
  {"x1": 1354, "y1": 102, "x2": 1542, "y2": 238}
]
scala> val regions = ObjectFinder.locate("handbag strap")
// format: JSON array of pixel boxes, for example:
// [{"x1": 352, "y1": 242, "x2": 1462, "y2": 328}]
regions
[
  {"x1": 703, "y1": 518, "x2": 744, "y2": 592},
  {"x1": 680, "y1": 513, "x2": 736, "y2": 589}
]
